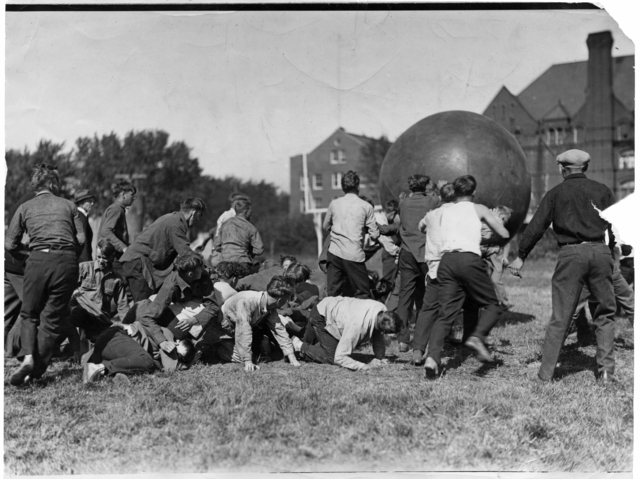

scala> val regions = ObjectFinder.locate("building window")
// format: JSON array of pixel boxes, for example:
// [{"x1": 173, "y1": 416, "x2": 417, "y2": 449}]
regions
[
  {"x1": 313, "y1": 196, "x2": 323, "y2": 208},
  {"x1": 617, "y1": 122, "x2": 631, "y2": 141},
  {"x1": 312, "y1": 174, "x2": 323, "y2": 190},
  {"x1": 299, "y1": 176, "x2": 305, "y2": 191},
  {"x1": 619, "y1": 180, "x2": 634, "y2": 199},
  {"x1": 555, "y1": 128, "x2": 565, "y2": 145},
  {"x1": 573, "y1": 126, "x2": 585, "y2": 144},
  {"x1": 546, "y1": 129, "x2": 552, "y2": 144},
  {"x1": 330, "y1": 149, "x2": 346, "y2": 164},
  {"x1": 501, "y1": 105, "x2": 506, "y2": 119},
  {"x1": 300, "y1": 199, "x2": 305, "y2": 213},
  {"x1": 331, "y1": 172, "x2": 343, "y2": 189},
  {"x1": 619, "y1": 150, "x2": 635, "y2": 170}
]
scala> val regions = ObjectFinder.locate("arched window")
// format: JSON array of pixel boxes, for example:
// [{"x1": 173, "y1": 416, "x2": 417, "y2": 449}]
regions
[
  {"x1": 573, "y1": 125, "x2": 585, "y2": 144},
  {"x1": 501, "y1": 104, "x2": 507, "y2": 119},
  {"x1": 616, "y1": 121, "x2": 631, "y2": 141}
]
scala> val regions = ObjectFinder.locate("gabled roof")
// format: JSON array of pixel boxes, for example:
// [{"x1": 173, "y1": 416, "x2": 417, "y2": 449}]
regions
[
  {"x1": 307, "y1": 127, "x2": 374, "y2": 156},
  {"x1": 541, "y1": 101, "x2": 571, "y2": 121},
  {"x1": 515, "y1": 55, "x2": 634, "y2": 120}
]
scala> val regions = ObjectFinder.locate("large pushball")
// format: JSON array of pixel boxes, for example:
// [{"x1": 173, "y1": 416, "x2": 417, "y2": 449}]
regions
[{"x1": 379, "y1": 110, "x2": 531, "y2": 239}]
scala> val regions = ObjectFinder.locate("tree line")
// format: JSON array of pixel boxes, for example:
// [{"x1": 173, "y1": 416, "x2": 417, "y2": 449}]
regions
[{"x1": 5, "y1": 130, "x2": 317, "y2": 256}]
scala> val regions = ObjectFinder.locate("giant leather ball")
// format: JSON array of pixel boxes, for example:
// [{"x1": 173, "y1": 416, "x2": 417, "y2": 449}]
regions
[{"x1": 378, "y1": 110, "x2": 531, "y2": 238}]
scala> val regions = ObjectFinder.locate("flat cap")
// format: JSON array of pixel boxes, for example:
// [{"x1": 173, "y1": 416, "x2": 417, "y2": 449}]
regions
[
  {"x1": 556, "y1": 149, "x2": 591, "y2": 167},
  {"x1": 74, "y1": 189, "x2": 95, "y2": 204}
]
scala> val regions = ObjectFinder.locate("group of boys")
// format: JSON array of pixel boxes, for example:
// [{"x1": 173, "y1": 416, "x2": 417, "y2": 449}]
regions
[
  {"x1": 321, "y1": 150, "x2": 633, "y2": 385},
  {"x1": 5, "y1": 147, "x2": 633, "y2": 386}
]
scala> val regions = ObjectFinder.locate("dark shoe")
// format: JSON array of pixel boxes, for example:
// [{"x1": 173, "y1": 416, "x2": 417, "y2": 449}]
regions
[
  {"x1": 10, "y1": 359, "x2": 35, "y2": 386},
  {"x1": 597, "y1": 371, "x2": 617, "y2": 386},
  {"x1": 424, "y1": 357, "x2": 439, "y2": 380},
  {"x1": 398, "y1": 342, "x2": 410, "y2": 353},
  {"x1": 464, "y1": 336, "x2": 494, "y2": 363},
  {"x1": 410, "y1": 350, "x2": 424, "y2": 366}
]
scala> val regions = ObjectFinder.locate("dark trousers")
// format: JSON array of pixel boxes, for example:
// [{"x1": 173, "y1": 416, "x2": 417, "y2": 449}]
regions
[
  {"x1": 89, "y1": 327, "x2": 156, "y2": 376},
  {"x1": 427, "y1": 252, "x2": 502, "y2": 365},
  {"x1": 396, "y1": 249, "x2": 429, "y2": 344},
  {"x1": 122, "y1": 258, "x2": 154, "y2": 302},
  {"x1": 539, "y1": 243, "x2": 616, "y2": 381},
  {"x1": 4, "y1": 272, "x2": 24, "y2": 350},
  {"x1": 300, "y1": 306, "x2": 338, "y2": 364},
  {"x1": 326, "y1": 251, "x2": 371, "y2": 299},
  {"x1": 412, "y1": 276, "x2": 439, "y2": 353},
  {"x1": 18, "y1": 250, "x2": 79, "y2": 375},
  {"x1": 381, "y1": 250, "x2": 398, "y2": 284}
]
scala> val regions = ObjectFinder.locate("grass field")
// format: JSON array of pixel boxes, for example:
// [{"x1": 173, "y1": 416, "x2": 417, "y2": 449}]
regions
[{"x1": 3, "y1": 258, "x2": 634, "y2": 474}]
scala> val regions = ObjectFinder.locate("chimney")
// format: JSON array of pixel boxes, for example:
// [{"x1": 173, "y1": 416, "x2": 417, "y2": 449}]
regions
[{"x1": 585, "y1": 31, "x2": 614, "y2": 143}]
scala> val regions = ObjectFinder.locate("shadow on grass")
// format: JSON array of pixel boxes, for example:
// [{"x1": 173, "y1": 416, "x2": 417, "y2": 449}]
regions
[
  {"x1": 499, "y1": 311, "x2": 537, "y2": 326},
  {"x1": 553, "y1": 344, "x2": 597, "y2": 379}
]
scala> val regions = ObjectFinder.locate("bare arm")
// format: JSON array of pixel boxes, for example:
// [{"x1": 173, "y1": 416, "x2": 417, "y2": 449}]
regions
[{"x1": 474, "y1": 204, "x2": 509, "y2": 239}]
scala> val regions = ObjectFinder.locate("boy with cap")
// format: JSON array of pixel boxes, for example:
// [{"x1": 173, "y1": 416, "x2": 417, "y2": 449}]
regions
[
  {"x1": 509, "y1": 149, "x2": 617, "y2": 384},
  {"x1": 74, "y1": 189, "x2": 96, "y2": 262}
]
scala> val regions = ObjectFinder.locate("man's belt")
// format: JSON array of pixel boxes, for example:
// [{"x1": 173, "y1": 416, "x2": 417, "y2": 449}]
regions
[{"x1": 558, "y1": 239, "x2": 605, "y2": 248}]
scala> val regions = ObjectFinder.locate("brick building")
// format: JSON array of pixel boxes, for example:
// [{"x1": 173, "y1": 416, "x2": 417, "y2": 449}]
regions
[
  {"x1": 289, "y1": 127, "x2": 378, "y2": 216},
  {"x1": 483, "y1": 31, "x2": 634, "y2": 213}
]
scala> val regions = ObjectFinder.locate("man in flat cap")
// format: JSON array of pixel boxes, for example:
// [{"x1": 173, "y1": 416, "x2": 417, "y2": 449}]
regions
[
  {"x1": 509, "y1": 149, "x2": 617, "y2": 385},
  {"x1": 74, "y1": 189, "x2": 96, "y2": 262}
]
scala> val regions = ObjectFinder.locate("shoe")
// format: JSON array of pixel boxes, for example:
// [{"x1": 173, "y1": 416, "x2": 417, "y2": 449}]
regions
[
  {"x1": 398, "y1": 342, "x2": 410, "y2": 353},
  {"x1": 464, "y1": 336, "x2": 494, "y2": 363},
  {"x1": 597, "y1": 371, "x2": 617, "y2": 386},
  {"x1": 410, "y1": 350, "x2": 424, "y2": 366},
  {"x1": 424, "y1": 357, "x2": 439, "y2": 380},
  {"x1": 83, "y1": 363, "x2": 105, "y2": 384},
  {"x1": 113, "y1": 373, "x2": 131, "y2": 385},
  {"x1": 10, "y1": 358, "x2": 35, "y2": 386}
]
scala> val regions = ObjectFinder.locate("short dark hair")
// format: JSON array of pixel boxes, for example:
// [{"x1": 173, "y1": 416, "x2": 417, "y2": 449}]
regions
[
  {"x1": 341, "y1": 170, "x2": 360, "y2": 193},
  {"x1": 234, "y1": 198, "x2": 251, "y2": 214},
  {"x1": 180, "y1": 198, "x2": 207, "y2": 214},
  {"x1": 440, "y1": 183, "x2": 456, "y2": 203},
  {"x1": 359, "y1": 195, "x2": 374, "y2": 207},
  {"x1": 377, "y1": 310, "x2": 403, "y2": 334},
  {"x1": 174, "y1": 251, "x2": 204, "y2": 274},
  {"x1": 266, "y1": 275, "x2": 295, "y2": 299},
  {"x1": 280, "y1": 255, "x2": 297, "y2": 268},
  {"x1": 384, "y1": 200, "x2": 398, "y2": 213},
  {"x1": 425, "y1": 181, "x2": 440, "y2": 197},
  {"x1": 452, "y1": 175, "x2": 477, "y2": 197},
  {"x1": 284, "y1": 263, "x2": 311, "y2": 284},
  {"x1": 111, "y1": 180, "x2": 137, "y2": 197},
  {"x1": 30, "y1": 163, "x2": 60, "y2": 191},
  {"x1": 408, "y1": 174, "x2": 430, "y2": 193},
  {"x1": 97, "y1": 239, "x2": 117, "y2": 258},
  {"x1": 176, "y1": 338, "x2": 196, "y2": 365},
  {"x1": 228, "y1": 192, "x2": 248, "y2": 203},
  {"x1": 214, "y1": 261, "x2": 250, "y2": 281}
]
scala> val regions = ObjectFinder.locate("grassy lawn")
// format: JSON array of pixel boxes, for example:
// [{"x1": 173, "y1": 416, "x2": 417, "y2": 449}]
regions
[{"x1": 3, "y1": 258, "x2": 633, "y2": 474}]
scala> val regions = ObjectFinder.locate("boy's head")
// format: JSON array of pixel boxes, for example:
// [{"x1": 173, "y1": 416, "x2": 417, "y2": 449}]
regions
[
  {"x1": 30, "y1": 163, "x2": 60, "y2": 194},
  {"x1": 174, "y1": 251, "x2": 205, "y2": 284},
  {"x1": 283, "y1": 263, "x2": 311, "y2": 285},
  {"x1": 96, "y1": 239, "x2": 117, "y2": 269},
  {"x1": 176, "y1": 338, "x2": 196, "y2": 365},
  {"x1": 439, "y1": 183, "x2": 456, "y2": 203},
  {"x1": 180, "y1": 198, "x2": 207, "y2": 227},
  {"x1": 492, "y1": 205, "x2": 513, "y2": 225},
  {"x1": 111, "y1": 180, "x2": 137, "y2": 206},
  {"x1": 213, "y1": 261, "x2": 249, "y2": 286},
  {"x1": 341, "y1": 170, "x2": 360, "y2": 194},
  {"x1": 408, "y1": 174, "x2": 430, "y2": 193},
  {"x1": 280, "y1": 255, "x2": 297, "y2": 271},
  {"x1": 384, "y1": 200, "x2": 399, "y2": 222},
  {"x1": 376, "y1": 310, "x2": 403, "y2": 334},
  {"x1": 228, "y1": 192, "x2": 249, "y2": 206},
  {"x1": 425, "y1": 180, "x2": 440, "y2": 197},
  {"x1": 266, "y1": 275, "x2": 295, "y2": 308},
  {"x1": 452, "y1": 175, "x2": 477, "y2": 198},
  {"x1": 234, "y1": 198, "x2": 252, "y2": 218}
]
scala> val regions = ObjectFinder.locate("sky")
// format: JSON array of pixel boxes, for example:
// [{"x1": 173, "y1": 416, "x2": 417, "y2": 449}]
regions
[{"x1": 4, "y1": 4, "x2": 636, "y2": 194}]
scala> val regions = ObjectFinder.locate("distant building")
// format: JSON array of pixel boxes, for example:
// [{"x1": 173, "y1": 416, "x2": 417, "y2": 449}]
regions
[
  {"x1": 483, "y1": 30, "x2": 634, "y2": 213},
  {"x1": 289, "y1": 127, "x2": 378, "y2": 216}
]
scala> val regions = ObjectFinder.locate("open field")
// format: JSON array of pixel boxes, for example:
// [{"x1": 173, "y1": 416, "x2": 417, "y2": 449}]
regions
[{"x1": 4, "y1": 258, "x2": 634, "y2": 474}]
